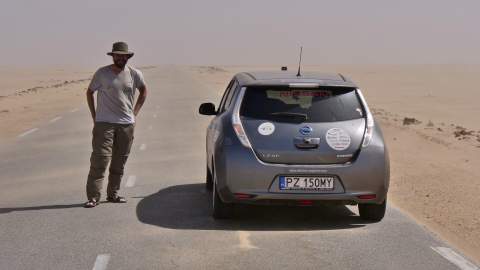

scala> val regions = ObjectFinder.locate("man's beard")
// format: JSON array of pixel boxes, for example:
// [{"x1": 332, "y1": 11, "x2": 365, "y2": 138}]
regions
[{"x1": 113, "y1": 59, "x2": 127, "y2": 69}]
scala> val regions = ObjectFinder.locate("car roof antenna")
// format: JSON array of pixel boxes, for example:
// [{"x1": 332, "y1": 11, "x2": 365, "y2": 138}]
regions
[{"x1": 296, "y1": 46, "x2": 303, "y2": 77}]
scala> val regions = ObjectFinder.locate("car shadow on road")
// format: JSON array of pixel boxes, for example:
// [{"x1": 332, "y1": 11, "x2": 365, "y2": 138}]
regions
[
  {"x1": 136, "y1": 183, "x2": 372, "y2": 231},
  {"x1": 0, "y1": 203, "x2": 85, "y2": 214}
]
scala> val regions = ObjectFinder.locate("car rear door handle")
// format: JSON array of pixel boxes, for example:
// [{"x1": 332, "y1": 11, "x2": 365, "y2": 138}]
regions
[{"x1": 294, "y1": 137, "x2": 320, "y2": 149}]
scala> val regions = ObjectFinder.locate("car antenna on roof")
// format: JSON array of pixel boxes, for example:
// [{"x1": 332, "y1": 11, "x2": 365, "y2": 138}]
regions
[{"x1": 296, "y1": 46, "x2": 303, "y2": 77}]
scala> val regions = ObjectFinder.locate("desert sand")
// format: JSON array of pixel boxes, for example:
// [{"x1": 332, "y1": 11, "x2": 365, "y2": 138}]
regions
[
  {"x1": 0, "y1": 68, "x2": 92, "y2": 141},
  {"x1": 0, "y1": 64, "x2": 478, "y2": 262}
]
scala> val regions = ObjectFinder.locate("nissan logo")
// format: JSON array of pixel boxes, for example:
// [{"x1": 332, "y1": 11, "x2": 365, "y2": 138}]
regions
[{"x1": 299, "y1": 126, "x2": 313, "y2": 135}]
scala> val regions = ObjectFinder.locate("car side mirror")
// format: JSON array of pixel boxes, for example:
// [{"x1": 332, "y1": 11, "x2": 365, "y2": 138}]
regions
[{"x1": 199, "y1": 103, "x2": 216, "y2": 115}]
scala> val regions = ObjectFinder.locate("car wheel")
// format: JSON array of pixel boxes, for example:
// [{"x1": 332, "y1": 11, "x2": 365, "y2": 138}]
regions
[
  {"x1": 212, "y1": 172, "x2": 233, "y2": 219},
  {"x1": 206, "y1": 166, "x2": 213, "y2": 191},
  {"x1": 358, "y1": 199, "x2": 386, "y2": 222}
]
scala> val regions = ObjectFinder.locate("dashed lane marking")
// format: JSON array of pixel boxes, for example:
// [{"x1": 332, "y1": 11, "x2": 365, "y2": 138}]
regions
[
  {"x1": 18, "y1": 128, "x2": 39, "y2": 138},
  {"x1": 70, "y1": 108, "x2": 79, "y2": 113},
  {"x1": 125, "y1": 175, "x2": 137, "y2": 188},
  {"x1": 237, "y1": 231, "x2": 258, "y2": 250},
  {"x1": 92, "y1": 254, "x2": 110, "y2": 270},
  {"x1": 49, "y1": 116, "x2": 62, "y2": 123},
  {"x1": 431, "y1": 247, "x2": 478, "y2": 270},
  {"x1": 139, "y1": 143, "x2": 147, "y2": 151}
]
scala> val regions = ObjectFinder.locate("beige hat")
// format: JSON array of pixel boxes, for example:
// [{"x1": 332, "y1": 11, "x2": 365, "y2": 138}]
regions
[{"x1": 107, "y1": 41, "x2": 134, "y2": 57}]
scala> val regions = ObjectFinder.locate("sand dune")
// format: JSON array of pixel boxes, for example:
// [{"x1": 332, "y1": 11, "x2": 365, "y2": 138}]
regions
[{"x1": 0, "y1": 68, "x2": 92, "y2": 97}]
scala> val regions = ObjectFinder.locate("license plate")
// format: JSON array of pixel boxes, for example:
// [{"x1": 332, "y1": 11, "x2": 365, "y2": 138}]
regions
[{"x1": 279, "y1": 176, "x2": 335, "y2": 190}]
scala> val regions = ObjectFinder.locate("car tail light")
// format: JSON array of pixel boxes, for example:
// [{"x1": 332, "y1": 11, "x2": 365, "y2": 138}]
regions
[
  {"x1": 298, "y1": 200, "x2": 313, "y2": 206},
  {"x1": 234, "y1": 193, "x2": 254, "y2": 200},
  {"x1": 356, "y1": 89, "x2": 374, "y2": 148},
  {"x1": 232, "y1": 87, "x2": 252, "y2": 148},
  {"x1": 357, "y1": 194, "x2": 376, "y2": 200}
]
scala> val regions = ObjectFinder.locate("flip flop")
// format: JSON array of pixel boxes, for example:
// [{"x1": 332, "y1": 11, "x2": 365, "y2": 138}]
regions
[
  {"x1": 84, "y1": 199, "x2": 98, "y2": 208},
  {"x1": 106, "y1": 196, "x2": 127, "y2": 203}
]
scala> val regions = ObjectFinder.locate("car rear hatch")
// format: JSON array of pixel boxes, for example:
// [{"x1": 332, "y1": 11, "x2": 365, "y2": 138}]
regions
[{"x1": 240, "y1": 85, "x2": 366, "y2": 165}]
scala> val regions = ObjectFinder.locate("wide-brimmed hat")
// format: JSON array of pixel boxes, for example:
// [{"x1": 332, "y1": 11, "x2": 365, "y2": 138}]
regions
[{"x1": 107, "y1": 41, "x2": 134, "y2": 57}]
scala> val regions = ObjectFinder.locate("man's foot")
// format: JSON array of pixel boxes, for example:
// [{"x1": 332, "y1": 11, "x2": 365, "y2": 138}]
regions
[
  {"x1": 106, "y1": 196, "x2": 127, "y2": 203},
  {"x1": 84, "y1": 199, "x2": 98, "y2": 208}
]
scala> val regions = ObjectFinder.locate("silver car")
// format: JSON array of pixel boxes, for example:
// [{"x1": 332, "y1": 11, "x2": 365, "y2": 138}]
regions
[{"x1": 199, "y1": 71, "x2": 389, "y2": 221}]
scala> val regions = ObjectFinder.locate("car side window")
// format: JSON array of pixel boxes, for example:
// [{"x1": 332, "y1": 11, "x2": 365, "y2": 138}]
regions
[
  {"x1": 217, "y1": 79, "x2": 234, "y2": 113},
  {"x1": 223, "y1": 80, "x2": 239, "y2": 111}
]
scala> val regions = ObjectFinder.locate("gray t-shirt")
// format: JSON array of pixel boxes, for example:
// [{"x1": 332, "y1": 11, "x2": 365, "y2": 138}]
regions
[{"x1": 88, "y1": 65, "x2": 146, "y2": 124}]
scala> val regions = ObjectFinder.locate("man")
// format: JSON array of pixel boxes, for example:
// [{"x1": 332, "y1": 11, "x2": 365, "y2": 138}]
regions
[{"x1": 84, "y1": 41, "x2": 147, "y2": 208}]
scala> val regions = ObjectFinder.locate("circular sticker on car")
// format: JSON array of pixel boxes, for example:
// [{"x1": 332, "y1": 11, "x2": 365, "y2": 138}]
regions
[
  {"x1": 258, "y1": 122, "x2": 275, "y2": 136},
  {"x1": 325, "y1": 128, "x2": 351, "y2": 151}
]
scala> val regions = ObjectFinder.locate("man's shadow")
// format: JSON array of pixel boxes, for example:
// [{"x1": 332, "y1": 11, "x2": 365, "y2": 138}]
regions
[
  {"x1": 136, "y1": 183, "x2": 373, "y2": 231},
  {"x1": 0, "y1": 204, "x2": 84, "y2": 214}
]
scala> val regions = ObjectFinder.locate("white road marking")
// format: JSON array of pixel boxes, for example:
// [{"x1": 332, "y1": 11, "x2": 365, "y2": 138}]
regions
[
  {"x1": 139, "y1": 143, "x2": 147, "y2": 151},
  {"x1": 431, "y1": 247, "x2": 478, "y2": 270},
  {"x1": 70, "y1": 108, "x2": 79, "y2": 113},
  {"x1": 148, "y1": 125, "x2": 153, "y2": 130},
  {"x1": 125, "y1": 175, "x2": 137, "y2": 188},
  {"x1": 237, "y1": 231, "x2": 258, "y2": 250},
  {"x1": 49, "y1": 116, "x2": 62, "y2": 123},
  {"x1": 153, "y1": 113, "x2": 157, "y2": 118},
  {"x1": 18, "y1": 128, "x2": 39, "y2": 138},
  {"x1": 92, "y1": 254, "x2": 110, "y2": 270}
]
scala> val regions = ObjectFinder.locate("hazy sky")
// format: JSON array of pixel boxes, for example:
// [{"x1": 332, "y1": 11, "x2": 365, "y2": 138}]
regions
[{"x1": 1, "y1": 0, "x2": 479, "y2": 68}]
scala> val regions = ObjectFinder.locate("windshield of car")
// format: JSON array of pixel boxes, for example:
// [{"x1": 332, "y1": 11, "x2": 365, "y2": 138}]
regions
[{"x1": 240, "y1": 86, "x2": 365, "y2": 123}]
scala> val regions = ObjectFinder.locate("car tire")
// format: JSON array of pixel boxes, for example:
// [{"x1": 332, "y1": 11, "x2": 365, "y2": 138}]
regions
[
  {"x1": 358, "y1": 199, "x2": 386, "y2": 222},
  {"x1": 206, "y1": 166, "x2": 213, "y2": 191},
  {"x1": 212, "y1": 173, "x2": 233, "y2": 219}
]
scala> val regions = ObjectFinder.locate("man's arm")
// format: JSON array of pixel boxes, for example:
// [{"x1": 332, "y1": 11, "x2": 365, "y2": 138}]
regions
[
  {"x1": 86, "y1": 89, "x2": 96, "y2": 123},
  {"x1": 133, "y1": 85, "x2": 147, "y2": 117}
]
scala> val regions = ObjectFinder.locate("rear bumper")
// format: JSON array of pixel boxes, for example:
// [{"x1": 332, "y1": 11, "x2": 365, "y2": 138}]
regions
[
  {"x1": 214, "y1": 135, "x2": 389, "y2": 205},
  {"x1": 217, "y1": 185, "x2": 385, "y2": 206}
]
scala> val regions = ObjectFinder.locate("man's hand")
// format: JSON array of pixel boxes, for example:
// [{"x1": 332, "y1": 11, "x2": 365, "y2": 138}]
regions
[
  {"x1": 133, "y1": 85, "x2": 147, "y2": 117},
  {"x1": 86, "y1": 89, "x2": 96, "y2": 123}
]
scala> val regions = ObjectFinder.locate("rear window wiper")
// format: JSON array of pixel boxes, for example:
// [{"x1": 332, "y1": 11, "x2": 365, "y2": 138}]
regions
[{"x1": 269, "y1": 112, "x2": 308, "y2": 121}]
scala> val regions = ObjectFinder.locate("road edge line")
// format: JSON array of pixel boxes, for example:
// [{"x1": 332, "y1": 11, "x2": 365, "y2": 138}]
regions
[
  {"x1": 431, "y1": 246, "x2": 478, "y2": 270},
  {"x1": 92, "y1": 254, "x2": 110, "y2": 270},
  {"x1": 18, "y1": 128, "x2": 39, "y2": 138}
]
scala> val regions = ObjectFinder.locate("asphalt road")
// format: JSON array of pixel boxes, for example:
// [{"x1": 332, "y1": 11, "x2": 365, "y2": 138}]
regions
[{"x1": 0, "y1": 66, "x2": 477, "y2": 270}]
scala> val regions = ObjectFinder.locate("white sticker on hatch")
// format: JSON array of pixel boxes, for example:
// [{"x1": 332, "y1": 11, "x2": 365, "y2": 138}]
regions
[
  {"x1": 326, "y1": 128, "x2": 351, "y2": 151},
  {"x1": 258, "y1": 122, "x2": 275, "y2": 136}
]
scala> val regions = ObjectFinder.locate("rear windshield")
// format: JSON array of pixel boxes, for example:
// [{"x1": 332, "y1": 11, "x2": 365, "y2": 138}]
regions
[{"x1": 240, "y1": 87, "x2": 364, "y2": 123}]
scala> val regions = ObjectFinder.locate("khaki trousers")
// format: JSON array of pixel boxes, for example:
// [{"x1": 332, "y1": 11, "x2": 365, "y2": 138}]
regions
[{"x1": 86, "y1": 122, "x2": 134, "y2": 201}]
